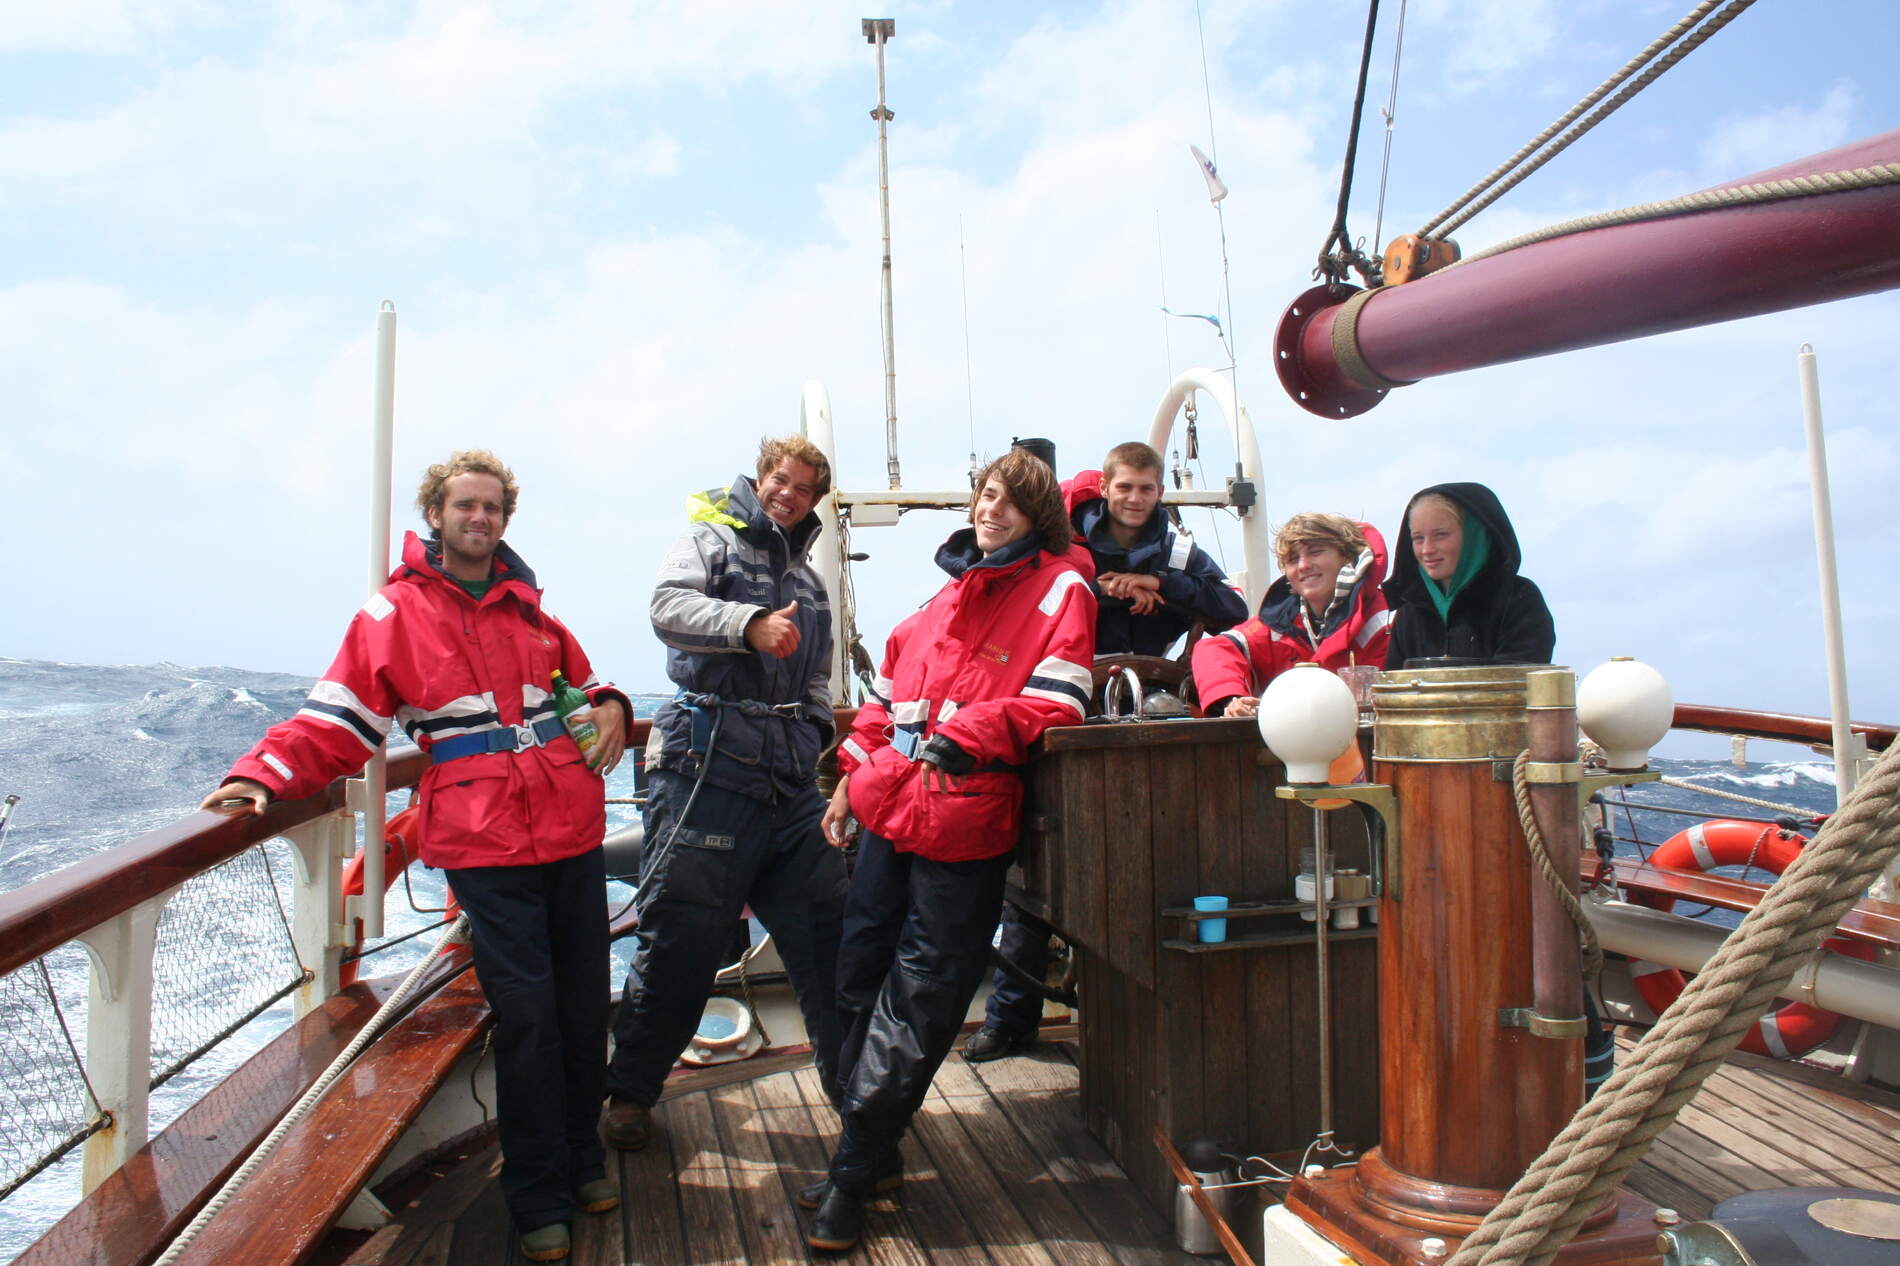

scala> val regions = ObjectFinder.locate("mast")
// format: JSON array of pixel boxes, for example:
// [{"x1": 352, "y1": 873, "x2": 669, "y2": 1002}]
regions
[
  {"x1": 864, "y1": 17, "x2": 902, "y2": 488},
  {"x1": 1275, "y1": 129, "x2": 1900, "y2": 417}
]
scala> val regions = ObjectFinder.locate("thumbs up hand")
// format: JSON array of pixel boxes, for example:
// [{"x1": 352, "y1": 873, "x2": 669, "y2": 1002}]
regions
[{"x1": 745, "y1": 600, "x2": 803, "y2": 658}]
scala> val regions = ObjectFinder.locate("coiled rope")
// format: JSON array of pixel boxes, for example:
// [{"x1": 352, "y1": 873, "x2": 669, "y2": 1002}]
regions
[
  {"x1": 153, "y1": 913, "x2": 472, "y2": 1266},
  {"x1": 1447, "y1": 738, "x2": 1900, "y2": 1266},
  {"x1": 1420, "y1": 0, "x2": 1754, "y2": 239}
]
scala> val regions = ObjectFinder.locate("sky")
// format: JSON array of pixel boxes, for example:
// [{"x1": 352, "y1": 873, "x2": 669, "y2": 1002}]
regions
[{"x1": 4, "y1": 0, "x2": 1897, "y2": 758}]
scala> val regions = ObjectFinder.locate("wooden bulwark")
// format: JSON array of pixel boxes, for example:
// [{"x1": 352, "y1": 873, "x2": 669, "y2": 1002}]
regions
[{"x1": 166, "y1": 964, "x2": 493, "y2": 1266}]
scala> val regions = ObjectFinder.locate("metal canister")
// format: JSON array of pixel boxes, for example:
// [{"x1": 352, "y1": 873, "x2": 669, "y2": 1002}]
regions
[{"x1": 1173, "y1": 1139, "x2": 1235, "y2": 1255}]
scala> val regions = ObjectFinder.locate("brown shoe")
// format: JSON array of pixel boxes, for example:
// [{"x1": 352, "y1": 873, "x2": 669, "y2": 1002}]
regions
[{"x1": 602, "y1": 1097, "x2": 651, "y2": 1151}]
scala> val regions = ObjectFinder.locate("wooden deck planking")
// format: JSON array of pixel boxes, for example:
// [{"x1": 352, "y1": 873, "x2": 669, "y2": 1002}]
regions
[
  {"x1": 960, "y1": 1049, "x2": 1191, "y2": 1266},
  {"x1": 928, "y1": 1057, "x2": 1115, "y2": 1266},
  {"x1": 1616, "y1": 1035, "x2": 1900, "y2": 1223},
  {"x1": 346, "y1": 1033, "x2": 1900, "y2": 1266}
]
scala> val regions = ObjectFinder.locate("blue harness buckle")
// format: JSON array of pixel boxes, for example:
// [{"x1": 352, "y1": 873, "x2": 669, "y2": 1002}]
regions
[{"x1": 430, "y1": 714, "x2": 567, "y2": 764}]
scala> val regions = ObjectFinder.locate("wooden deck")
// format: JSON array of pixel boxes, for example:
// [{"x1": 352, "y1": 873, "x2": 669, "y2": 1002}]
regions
[
  {"x1": 1623, "y1": 1039, "x2": 1900, "y2": 1221},
  {"x1": 343, "y1": 1035, "x2": 1197, "y2": 1266},
  {"x1": 337, "y1": 1029, "x2": 1900, "y2": 1266}
]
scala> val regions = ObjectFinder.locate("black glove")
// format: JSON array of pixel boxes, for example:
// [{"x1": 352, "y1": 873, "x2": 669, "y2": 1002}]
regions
[{"x1": 918, "y1": 733, "x2": 977, "y2": 776}]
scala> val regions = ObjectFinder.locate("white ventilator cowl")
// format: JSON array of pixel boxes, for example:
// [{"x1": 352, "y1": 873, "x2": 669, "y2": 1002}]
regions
[
  {"x1": 1578, "y1": 656, "x2": 1674, "y2": 771},
  {"x1": 1257, "y1": 662, "x2": 1360, "y2": 783}
]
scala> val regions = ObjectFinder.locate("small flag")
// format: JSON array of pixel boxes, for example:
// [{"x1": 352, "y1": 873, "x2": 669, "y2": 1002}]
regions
[
  {"x1": 1189, "y1": 144, "x2": 1228, "y2": 204},
  {"x1": 1162, "y1": 307, "x2": 1222, "y2": 334}
]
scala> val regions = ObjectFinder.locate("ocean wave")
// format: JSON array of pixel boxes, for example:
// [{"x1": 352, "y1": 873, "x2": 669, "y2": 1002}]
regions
[{"x1": 1672, "y1": 762, "x2": 1836, "y2": 792}]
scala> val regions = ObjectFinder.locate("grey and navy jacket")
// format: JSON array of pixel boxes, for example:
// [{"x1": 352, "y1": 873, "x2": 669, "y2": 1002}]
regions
[{"x1": 646, "y1": 476, "x2": 834, "y2": 802}]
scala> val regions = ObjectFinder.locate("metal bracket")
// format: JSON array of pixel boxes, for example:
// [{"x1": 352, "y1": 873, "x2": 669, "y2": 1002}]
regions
[
  {"x1": 1578, "y1": 768, "x2": 1661, "y2": 817},
  {"x1": 1498, "y1": 1007, "x2": 1588, "y2": 1039},
  {"x1": 1275, "y1": 782, "x2": 1401, "y2": 901},
  {"x1": 1494, "y1": 759, "x2": 1581, "y2": 784}
]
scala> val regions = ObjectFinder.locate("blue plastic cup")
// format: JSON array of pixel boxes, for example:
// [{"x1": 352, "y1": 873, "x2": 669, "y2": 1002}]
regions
[{"x1": 1194, "y1": 895, "x2": 1228, "y2": 944}]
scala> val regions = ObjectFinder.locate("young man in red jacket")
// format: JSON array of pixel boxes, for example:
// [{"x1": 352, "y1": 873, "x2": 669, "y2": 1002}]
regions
[
  {"x1": 201, "y1": 451, "x2": 631, "y2": 1264},
  {"x1": 799, "y1": 449, "x2": 1096, "y2": 1252}
]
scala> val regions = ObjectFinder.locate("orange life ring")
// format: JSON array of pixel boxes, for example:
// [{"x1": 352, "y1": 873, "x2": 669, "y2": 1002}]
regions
[
  {"x1": 1629, "y1": 819, "x2": 1874, "y2": 1058},
  {"x1": 337, "y1": 807, "x2": 460, "y2": 987}
]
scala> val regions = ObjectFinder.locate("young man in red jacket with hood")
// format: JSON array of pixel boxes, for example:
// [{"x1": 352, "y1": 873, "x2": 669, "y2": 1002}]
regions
[{"x1": 201, "y1": 451, "x2": 632, "y2": 1264}]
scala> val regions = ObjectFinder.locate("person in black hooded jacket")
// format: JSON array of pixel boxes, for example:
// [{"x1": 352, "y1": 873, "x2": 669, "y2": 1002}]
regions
[{"x1": 1382, "y1": 482, "x2": 1555, "y2": 668}]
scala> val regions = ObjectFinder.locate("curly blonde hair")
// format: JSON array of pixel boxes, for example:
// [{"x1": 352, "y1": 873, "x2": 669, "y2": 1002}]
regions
[
  {"x1": 756, "y1": 434, "x2": 833, "y2": 498},
  {"x1": 1274, "y1": 512, "x2": 1366, "y2": 569},
  {"x1": 416, "y1": 450, "x2": 519, "y2": 530},
  {"x1": 971, "y1": 449, "x2": 1072, "y2": 552}
]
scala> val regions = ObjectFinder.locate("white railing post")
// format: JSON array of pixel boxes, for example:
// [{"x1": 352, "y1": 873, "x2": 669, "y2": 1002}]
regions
[
  {"x1": 74, "y1": 892, "x2": 173, "y2": 1191},
  {"x1": 285, "y1": 810, "x2": 356, "y2": 1015},
  {"x1": 801, "y1": 380, "x2": 849, "y2": 706}
]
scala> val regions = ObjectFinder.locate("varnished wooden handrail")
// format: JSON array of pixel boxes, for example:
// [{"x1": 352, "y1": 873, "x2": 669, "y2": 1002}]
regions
[
  {"x1": 0, "y1": 746, "x2": 433, "y2": 977},
  {"x1": 0, "y1": 712, "x2": 678, "y2": 979},
  {"x1": 1593, "y1": 856, "x2": 1900, "y2": 950},
  {"x1": 0, "y1": 750, "x2": 428, "y2": 979},
  {"x1": 1673, "y1": 702, "x2": 1896, "y2": 752}
]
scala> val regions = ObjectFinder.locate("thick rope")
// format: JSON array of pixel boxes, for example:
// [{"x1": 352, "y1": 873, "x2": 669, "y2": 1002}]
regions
[
  {"x1": 1511, "y1": 750, "x2": 1603, "y2": 987},
  {"x1": 1450, "y1": 162, "x2": 1900, "y2": 270},
  {"x1": 1418, "y1": 1, "x2": 1728, "y2": 236},
  {"x1": 152, "y1": 914, "x2": 472, "y2": 1266},
  {"x1": 1653, "y1": 776, "x2": 1810, "y2": 819},
  {"x1": 1447, "y1": 739, "x2": 1900, "y2": 1266},
  {"x1": 1428, "y1": 0, "x2": 1755, "y2": 238}
]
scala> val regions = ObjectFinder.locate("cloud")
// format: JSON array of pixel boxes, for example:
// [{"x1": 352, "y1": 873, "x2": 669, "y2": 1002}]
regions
[
  {"x1": 5, "y1": 0, "x2": 1898, "y2": 739},
  {"x1": 1698, "y1": 82, "x2": 1858, "y2": 179}
]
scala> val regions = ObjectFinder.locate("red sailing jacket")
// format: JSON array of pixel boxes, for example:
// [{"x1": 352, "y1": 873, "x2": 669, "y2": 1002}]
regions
[
  {"x1": 226, "y1": 531, "x2": 631, "y2": 870},
  {"x1": 838, "y1": 531, "x2": 1096, "y2": 862},
  {"x1": 1191, "y1": 523, "x2": 1393, "y2": 712}
]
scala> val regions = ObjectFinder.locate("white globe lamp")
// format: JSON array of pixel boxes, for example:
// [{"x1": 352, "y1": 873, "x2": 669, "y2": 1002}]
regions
[
  {"x1": 1256, "y1": 662, "x2": 1360, "y2": 783},
  {"x1": 1578, "y1": 656, "x2": 1674, "y2": 771}
]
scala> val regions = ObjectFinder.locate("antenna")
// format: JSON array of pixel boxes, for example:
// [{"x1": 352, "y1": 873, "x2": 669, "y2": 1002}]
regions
[{"x1": 864, "y1": 18, "x2": 901, "y2": 489}]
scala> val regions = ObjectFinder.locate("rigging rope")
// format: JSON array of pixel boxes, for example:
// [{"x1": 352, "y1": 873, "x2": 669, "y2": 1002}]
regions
[
  {"x1": 1314, "y1": 0, "x2": 1383, "y2": 285},
  {"x1": 1447, "y1": 736, "x2": 1900, "y2": 1266},
  {"x1": 1425, "y1": 0, "x2": 1756, "y2": 240},
  {"x1": 1652, "y1": 775, "x2": 1812, "y2": 820},
  {"x1": 1445, "y1": 162, "x2": 1900, "y2": 270}
]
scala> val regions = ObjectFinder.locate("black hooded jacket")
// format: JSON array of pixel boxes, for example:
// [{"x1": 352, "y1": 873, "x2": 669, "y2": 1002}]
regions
[{"x1": 1381, "y1": 482, "x2": 1555, "y2": 668}]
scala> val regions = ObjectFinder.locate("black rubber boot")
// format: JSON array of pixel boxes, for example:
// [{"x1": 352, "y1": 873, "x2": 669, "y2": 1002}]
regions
[
  {"x1": 962, "y1": 1023, "x2": 1034, "y2": 1063},
  {"x1": 796, "y1": 1152, "x2": 904, "y2": 1209},
  {"x1": 806, "y1": 1184, "x2": 867, "y2": 1253}
]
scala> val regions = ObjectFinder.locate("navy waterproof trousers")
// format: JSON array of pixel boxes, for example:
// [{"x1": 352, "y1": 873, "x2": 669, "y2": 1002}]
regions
[
  {"x1": 606, "y1": 770, "x2": 847, "y2": 1108},
  {"x1": 827, "y1": 830, "x2": 1012, "y2": 1194},
  {"x1": 444, "y1": 847, "x2": 609, "y2": 1232},
  {"x1": 982, "y1": 903, "x2": 1053, "y2": 1037}
]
